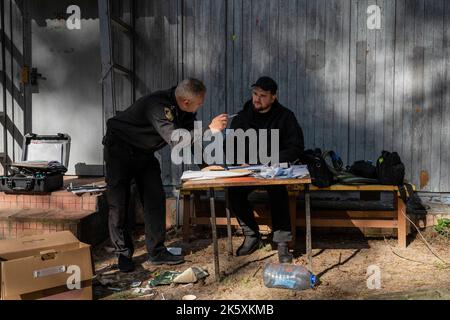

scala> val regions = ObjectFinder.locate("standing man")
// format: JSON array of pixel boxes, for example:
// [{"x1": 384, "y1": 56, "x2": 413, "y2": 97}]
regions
[
  {"x1": 227, "y1": 76, "x2": 305, "y2": 263},
  {"x1": 103, "y1": 79, "x2": 228, "y2": 272}
]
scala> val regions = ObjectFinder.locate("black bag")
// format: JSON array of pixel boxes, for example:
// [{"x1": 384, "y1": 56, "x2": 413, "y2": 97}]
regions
[
  {"x1": 300, "y1": 149, "x2": 335, "y2": 188},
  {"x1": 0, "y1": 133, "x2": 71, "y2": 194},
  {"x1": 349, "y1": 160, "x2": 377, "y2": 179},
  {"x1": 376, "y1": 151, "x2": 405, "y2": 185}
]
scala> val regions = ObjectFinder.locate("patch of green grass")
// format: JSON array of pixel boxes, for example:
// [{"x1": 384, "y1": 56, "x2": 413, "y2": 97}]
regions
[{"x1": 434, "y1": 218, "x2": 450, "y2": 238}]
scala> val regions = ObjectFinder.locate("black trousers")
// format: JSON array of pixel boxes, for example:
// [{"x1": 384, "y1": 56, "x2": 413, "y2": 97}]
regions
[
  {"x1": 104, "y1": 136, "x2": 166, "y2": 258},
  {"x1": 228, "y1": 186, "x2": 292, "y2": 243}
]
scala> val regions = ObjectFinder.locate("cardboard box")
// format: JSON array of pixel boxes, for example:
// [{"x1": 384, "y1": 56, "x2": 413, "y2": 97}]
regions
[{"x1": 0, "y1": 231, "x2": 93, "y2": 300}]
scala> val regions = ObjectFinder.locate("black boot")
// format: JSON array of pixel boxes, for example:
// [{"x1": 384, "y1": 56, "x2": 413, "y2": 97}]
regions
[
  {"x1": 118, "y1": 255, "x2": 135, "y2": 273},
  {"x1": 147, "y1": 249, "x2": 185, "y2": 265},
  {"x1": 277, "y1": 243, "x2": 293, "y2": 264},
  {"x1": 236, "y1": 235, "x2": 261, "y2": 256}
]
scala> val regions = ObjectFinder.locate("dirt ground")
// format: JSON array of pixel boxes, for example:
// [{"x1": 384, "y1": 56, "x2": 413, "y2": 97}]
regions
[{"x1": 92, "y1": 227, "x2": 450, "y2": 300}]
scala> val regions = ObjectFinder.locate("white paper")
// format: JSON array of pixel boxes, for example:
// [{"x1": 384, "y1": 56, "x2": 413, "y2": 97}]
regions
[{"x1": 291, "y1": 165, "x2": 310, "y2": 178}]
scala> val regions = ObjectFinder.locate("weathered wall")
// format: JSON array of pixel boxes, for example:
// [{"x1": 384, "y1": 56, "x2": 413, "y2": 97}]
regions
[
  {"x1": 29, "y1": 0, "x2": 103, "y2": 175},
  {"x1": 0, "y1": 0, "x2": 103, "y2": 176},
  {"x1": 135, "y1": 0, "x2": 450, "y2": 192}
]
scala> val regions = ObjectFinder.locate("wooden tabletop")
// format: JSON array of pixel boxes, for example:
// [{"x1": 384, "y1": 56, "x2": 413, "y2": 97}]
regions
[{"x1": 180, "y1": 176, "x2": 312, "y2": 191}]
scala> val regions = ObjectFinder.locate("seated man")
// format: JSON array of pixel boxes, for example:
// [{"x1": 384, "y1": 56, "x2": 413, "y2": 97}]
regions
[{"x1": 227, "y1": 76, "x2": 305, "y2": 263}]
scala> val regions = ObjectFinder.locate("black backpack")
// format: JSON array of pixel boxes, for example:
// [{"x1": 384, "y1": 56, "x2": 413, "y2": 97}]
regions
[
  {"x1": 376, "y1": 151, "x2": 405, "y2": 185},
  {"x1": 322, "y1": 151, "x2": 378, "y2": 185},
  {"x1": 300, "y1": 149, "x2": 336, "y2": 188},
  {"x1": 349, "y1": 160, "x2": 377, "y2": 179}
]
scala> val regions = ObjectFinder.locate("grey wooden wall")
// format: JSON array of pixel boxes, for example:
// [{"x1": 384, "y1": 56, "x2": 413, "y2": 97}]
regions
[{"x1": 135, "y1": 0, "x2": 450, "y2": 193}]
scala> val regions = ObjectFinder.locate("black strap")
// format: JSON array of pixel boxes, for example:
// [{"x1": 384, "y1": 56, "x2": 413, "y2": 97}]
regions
[{"x1": 398, "y1": 183, "x2": 414, "y2": 203}]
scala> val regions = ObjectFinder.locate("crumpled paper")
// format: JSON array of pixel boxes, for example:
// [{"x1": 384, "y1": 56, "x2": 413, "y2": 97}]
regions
[
  {"x1": 256, "y1": 166, "x2": 294, "y2": 179},
  {"x1": 147, "y1": 268, "x2": 209, "y2": 287},
  {"x1": 173, "y1": 267, "x2": 209, "y2": 284}
]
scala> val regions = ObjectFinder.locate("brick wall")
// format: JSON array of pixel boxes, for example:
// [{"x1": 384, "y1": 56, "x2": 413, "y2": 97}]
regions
[
  {"x1": 0, "y1": 220, "x2": 79, "y2": 240},
  {"x1": 0, "y1": 192, "x2": 102, "y2": 242},
  {"x1": 0, "y1": 193, "x2": 97, "y2": 211}
]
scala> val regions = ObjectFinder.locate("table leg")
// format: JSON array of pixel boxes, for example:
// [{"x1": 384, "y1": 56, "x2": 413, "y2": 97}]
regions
[
  {"x1": 182, "y1": 193, "x2": 192, "y2": 243},
  {"x1": 305, "y1": 184, "x2": 312, "y2": 273},
  {"x1": 209, "y1": 188, "x2": 220, "y2": 281},
  {"x1": 288, "y1": 190, "x2": 298, "y2": 249},
  {"x1": 396, "y1": 193, "x2": 408, "y2": 248},
  {"x1": 225, "y1": 188, "x2": 233, "y2": 256}
]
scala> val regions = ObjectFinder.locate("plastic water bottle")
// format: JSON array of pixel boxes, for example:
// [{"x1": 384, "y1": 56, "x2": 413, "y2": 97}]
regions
[{"x1": 263, "y1": 263, "x2": 316, "y2": 290}]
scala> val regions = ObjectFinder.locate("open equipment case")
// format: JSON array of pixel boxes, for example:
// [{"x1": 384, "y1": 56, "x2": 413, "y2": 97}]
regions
[{"x1": 0, "y1": 134, "x2": 71, "y2": 194}]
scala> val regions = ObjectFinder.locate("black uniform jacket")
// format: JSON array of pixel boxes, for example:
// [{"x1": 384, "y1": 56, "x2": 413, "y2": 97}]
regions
[
  {"x1": 106, "y1": 87, "x2": 198, "y2": 152},
  {"x1": 228, "y1": 99, "x2": 305, "y2": 165}
]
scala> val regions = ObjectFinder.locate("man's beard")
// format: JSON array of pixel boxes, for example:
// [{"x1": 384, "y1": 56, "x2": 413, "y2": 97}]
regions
[{"x1": 253, "y1": 103, "x2": 272, "y2": 113}]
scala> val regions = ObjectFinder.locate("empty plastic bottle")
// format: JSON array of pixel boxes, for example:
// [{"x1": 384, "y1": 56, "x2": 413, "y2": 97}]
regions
[{"x1": 263, "y1": 263, "x2": 316, "y2": 291}]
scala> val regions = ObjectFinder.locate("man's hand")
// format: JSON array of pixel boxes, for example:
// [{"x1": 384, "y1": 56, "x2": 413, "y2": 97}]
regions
[{"x1": 209, "y1": 114, "x2": 229, "y2": 134}]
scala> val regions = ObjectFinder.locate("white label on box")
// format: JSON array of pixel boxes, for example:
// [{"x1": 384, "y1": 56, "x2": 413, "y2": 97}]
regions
[{"x1": 33, "y1": 265, "x2": 67, "y2": 278}]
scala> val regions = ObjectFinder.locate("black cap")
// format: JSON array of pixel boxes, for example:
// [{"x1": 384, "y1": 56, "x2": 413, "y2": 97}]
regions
[{"x1": 251, "y1": 76, "x2": 278, "y2": 94}]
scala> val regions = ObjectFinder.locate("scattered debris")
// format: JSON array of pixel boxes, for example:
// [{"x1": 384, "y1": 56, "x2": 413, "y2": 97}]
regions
[
  {"x1": 130, "y1": 281, "x2": 142, "y2": 288},
  {"x1": 108, "y1": 287, "x2": 123, "y2": 292},
  {"x1": 97, "y1": 277, "x2": 116, "y2": 286},
  {"x1": 67, "y1": 183, "x2": 107, "y2": 195},
  {"x1": 173, "y1": 267, "x2": 209, "y2": 284},
  {"x1": 148, "y1": 271, "x2": 182, "y2": 287},
  {"x1": 132, "y1": 288, "x2": 154, "y2": 295}
]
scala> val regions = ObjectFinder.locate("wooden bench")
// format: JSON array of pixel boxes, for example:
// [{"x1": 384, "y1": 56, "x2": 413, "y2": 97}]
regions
[
  {"x1": 288, "y1": 184, "x2": 409, "y2": 248},
  {"x1": 181, "y1": 184, "x2": 409, "y2": 249}
]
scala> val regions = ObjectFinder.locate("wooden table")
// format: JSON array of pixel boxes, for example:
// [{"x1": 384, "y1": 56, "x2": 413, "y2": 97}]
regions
[{"x1": 180, "y1": 176, "x2": 312, "y2": 281}]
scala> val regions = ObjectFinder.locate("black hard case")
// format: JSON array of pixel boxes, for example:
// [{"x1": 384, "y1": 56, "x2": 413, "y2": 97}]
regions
[{"x1": 0, "y1": 134, "x2": 71, "y2": 193}]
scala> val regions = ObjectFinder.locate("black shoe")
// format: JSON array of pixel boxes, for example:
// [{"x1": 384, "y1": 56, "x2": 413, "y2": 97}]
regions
[
  {"x1": 118, "y1": 255, "x2": 135, "y2": 273},
  {"x1": 236, "y1": 235, "x2": 261, "y2": 256},
  {"x1": 277, "y1": 243, "x2": 293, "y2": 264},
  {"x1": 147, "y1": 249, "x2": 185, "y2": 265}
]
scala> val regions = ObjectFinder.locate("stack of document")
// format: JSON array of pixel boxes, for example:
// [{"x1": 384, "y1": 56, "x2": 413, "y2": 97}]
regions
[{"x1": 181, "y1": 165, "x2": 310, "y2": 182}]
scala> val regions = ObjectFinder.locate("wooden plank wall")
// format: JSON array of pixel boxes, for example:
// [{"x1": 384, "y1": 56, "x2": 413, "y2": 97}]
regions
[
  {"x1": 135, "y1": 0, "x2": 183, "y2": 186},
  {"x1": 134, "y1": 0, "x2": 450, "y2": 192}
]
